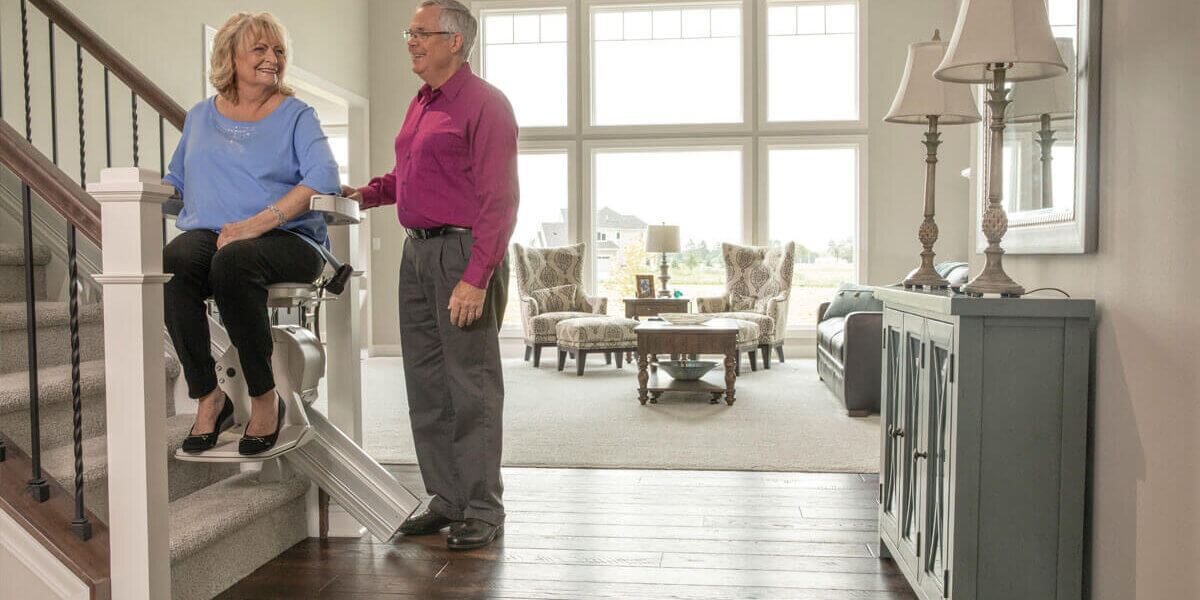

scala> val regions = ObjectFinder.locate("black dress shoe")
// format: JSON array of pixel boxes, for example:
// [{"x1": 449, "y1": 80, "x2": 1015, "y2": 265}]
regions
[
  {"x1": 399, "y1": 508, "x2": 461, "y2": 536},
  {"x1": 181, "y1": 397, "x2": 235, "y2": 454},
  {"x1": 447, "y1": 518, "x2": 503, "y2": 550},
  {"x1": 238, "y1": 395, "x2": 285, "y2": 456}
]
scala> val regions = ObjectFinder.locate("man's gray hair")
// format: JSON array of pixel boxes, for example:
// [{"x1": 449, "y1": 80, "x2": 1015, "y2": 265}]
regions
[{"x1": 420, "y1": 0, "x2": 477, "y2": 60}]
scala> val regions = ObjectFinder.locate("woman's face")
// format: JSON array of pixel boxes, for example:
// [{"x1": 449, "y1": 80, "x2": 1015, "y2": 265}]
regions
[{"x1": 233, "y1": 33, "x2": 285, "y2": 96}]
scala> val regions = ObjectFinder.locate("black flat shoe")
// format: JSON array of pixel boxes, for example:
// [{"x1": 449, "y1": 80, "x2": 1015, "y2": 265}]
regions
[
  {"x1": 238, "y1": 395, "x2": 285, "y2": 456},
  {"x1": 446, "y1": 518, "x2": 503, "y2": 550},
  {"x1": 181, "y1": 397, "x2": 235, "y2": 454},
  {"x1": 399, "y1": 508, "x2": 462, "y2": 536}
]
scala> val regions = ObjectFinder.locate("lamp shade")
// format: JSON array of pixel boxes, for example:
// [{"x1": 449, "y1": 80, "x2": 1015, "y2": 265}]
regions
[
  {"x1": 1008, "y1": 37, "x2": 1076, "y2": 123},
  {"x1": 645, "y1": 224, "x2": 680, "y2": 253},
  {"x1": 885, "y1": 34, "x2": 982, "y2": 125},
  {"x1": 934, "y1": 0, "x2": 1067, "y2": 84}
]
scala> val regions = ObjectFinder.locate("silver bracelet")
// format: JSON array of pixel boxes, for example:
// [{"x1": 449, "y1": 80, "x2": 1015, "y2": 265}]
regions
[{"x1": 267, "y1": 204, "x2": 286, "y2": 227}]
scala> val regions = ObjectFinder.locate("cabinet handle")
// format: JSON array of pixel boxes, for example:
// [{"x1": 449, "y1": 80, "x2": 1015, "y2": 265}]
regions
[
  {"x1": 892, "y1": 427, "x2": 905, "y2": 438},
  {"x1": 913, "y1": 450, "x2": 928, "y2": 460}
]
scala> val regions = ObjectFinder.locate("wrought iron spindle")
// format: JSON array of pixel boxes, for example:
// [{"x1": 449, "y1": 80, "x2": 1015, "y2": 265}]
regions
[
  {"x1": 0, "y1": 14, "x2": 4, "y2": 465},
  {"x1": 104, "y1": 68, "x2": 111, "y2": 167},
  {"x1": 20, "y1": 0, "x2": 50, "y2": 502},
  {"x1": 69, "y1": 41, "x2": 92, "y2": 541},
  {"x1": 160, "y1": 115, "x2": 166, "y2": 244},
  {"x1": 131, "y1": 91, "x2": 139, "y2": 166},
  {"x1": 48, "y1": 21, "x2": 58, "y2": 164}
]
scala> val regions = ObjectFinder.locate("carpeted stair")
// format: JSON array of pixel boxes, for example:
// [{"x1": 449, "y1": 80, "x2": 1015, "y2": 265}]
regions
[{"x1": 0, "y1": 243, "x2": 309, "y2": 599}]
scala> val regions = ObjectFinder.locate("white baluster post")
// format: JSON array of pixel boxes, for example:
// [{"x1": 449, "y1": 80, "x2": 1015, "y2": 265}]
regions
[{"x1": 90, "y1": 167, "x2": 174, "y2": 599}]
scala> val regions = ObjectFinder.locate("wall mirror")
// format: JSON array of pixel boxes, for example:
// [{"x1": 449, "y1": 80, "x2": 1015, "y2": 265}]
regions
[{"x1": 973, "y1": 0, "x2": 1101, "y2": 253}]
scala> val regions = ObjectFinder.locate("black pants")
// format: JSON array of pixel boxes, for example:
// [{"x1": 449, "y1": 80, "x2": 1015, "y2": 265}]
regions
[
  {"x1": 400, "y1": 231, "x2": 508, "y2": 525},
  {"x1": 164, "y1": 229, "x2": 322, "y2": 399}
]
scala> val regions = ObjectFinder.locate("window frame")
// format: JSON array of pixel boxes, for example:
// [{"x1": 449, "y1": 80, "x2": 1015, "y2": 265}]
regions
[{"x1": 472, "y1": 0, "x2": 869, "y2": 335}]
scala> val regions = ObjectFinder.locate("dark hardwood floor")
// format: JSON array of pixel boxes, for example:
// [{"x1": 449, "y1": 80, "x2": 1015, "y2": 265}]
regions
[{"x1": 217, "y1": 465, "x2": 913, "y2": 599}]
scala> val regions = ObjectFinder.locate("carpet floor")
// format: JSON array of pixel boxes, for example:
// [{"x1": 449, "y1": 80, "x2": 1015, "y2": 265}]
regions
[{"x1": 347, "y1": 356, "x2": 880, "y2": 473}]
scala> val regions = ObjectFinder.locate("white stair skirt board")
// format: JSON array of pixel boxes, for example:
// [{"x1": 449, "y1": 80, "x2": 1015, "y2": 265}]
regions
[
  {"x1": 0, "y1": 494, "x2": 90, "y2": 600},
  {"x1": 286, "y1": 406, "x2": 421, "y2": 541}
]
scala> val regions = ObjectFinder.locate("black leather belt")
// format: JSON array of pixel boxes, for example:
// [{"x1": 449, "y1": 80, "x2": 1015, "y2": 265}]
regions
[{"x1": 404, "y1": 225, "x2": 471, "y2": 240}]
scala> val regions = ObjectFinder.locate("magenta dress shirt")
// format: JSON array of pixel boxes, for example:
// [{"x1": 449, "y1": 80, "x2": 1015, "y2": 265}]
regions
[{"x1": 359, "y1": 64, "x2": 519, "y2": 289}]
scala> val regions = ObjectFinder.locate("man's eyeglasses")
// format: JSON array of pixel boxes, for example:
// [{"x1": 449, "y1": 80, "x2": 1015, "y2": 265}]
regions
[{"x1": 403, "y1": 29, "x2": 454, "y2": 41}]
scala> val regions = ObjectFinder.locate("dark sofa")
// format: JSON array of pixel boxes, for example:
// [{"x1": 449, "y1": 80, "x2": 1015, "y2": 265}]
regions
[{"x1": 816, "y1": 263, "x2": 968, "y2": 416}]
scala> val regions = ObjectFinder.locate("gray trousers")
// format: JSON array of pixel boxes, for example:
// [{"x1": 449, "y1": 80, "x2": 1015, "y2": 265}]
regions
[{"x1": 399, "y1": 231, "x2": 508, "y2": 525}]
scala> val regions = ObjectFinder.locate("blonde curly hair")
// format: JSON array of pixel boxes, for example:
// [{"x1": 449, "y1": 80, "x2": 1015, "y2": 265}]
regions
[{"x1": 208, "y1": 12, "x2": 294, "y2": 104}]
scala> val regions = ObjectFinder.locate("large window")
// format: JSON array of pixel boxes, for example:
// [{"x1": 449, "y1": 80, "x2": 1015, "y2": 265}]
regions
[
  {"x1": 766, "y1": 143, "x2": 861, "y2": 327},
  {"x1": 476, "y1": 0, "x2": 866, "y2": 333},
  {"x1": 592, "y1": 147, "x2": 743, "y2": 308}
]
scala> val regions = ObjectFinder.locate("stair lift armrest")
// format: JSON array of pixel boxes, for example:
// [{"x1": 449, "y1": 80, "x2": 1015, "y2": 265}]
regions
[{"x1": 310, "y1": 194, "x2": 361, "y2": 226}]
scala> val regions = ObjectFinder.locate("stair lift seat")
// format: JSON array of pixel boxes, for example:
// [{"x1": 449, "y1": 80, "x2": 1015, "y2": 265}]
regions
[{"x1": 169, "y1": 194, "x2": 422, "y2": 542}]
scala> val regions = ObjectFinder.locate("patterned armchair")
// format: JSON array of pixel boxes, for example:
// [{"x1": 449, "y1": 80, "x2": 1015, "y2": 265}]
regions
[
  {"x1": 696, "y1": 242, "x2": 796, "y2": 367},
  {"x1": 511, "y1": 242, "x2": 607, "y2": 366}
]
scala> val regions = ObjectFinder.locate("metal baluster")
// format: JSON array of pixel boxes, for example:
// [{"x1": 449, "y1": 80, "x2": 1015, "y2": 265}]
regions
[
  {"x1": 131, "y1": 91, "x2": 139, "y2": 166},
  {"x1": 21, "y1": 0, "x2": 49, "y2": 502},
  {"x1": 69, "y1": 42, "x2": 92, "y2": 541},
  {"x1": 160, "y1": 115, "x2": 166, "y2": 245},
  {"x1": 104, "y1": 68, "x2": 111, "y2": 167},
  {"x1": 48, "y1": 21, "x2": 58, "y2": 164}
]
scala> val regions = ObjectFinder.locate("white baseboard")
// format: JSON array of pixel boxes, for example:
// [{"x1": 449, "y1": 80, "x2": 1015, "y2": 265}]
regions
[{"x1": 0, "y1": 510, "x2": 90, "y2": 600}]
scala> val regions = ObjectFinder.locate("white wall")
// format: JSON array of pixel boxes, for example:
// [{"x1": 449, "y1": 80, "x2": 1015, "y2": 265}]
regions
[
  {"x1": 964, "y1": 1, "x2": 1200, "y2": 597},
  {"x1": 364, "y1": 0, "x2": 423, "y2": 353}
]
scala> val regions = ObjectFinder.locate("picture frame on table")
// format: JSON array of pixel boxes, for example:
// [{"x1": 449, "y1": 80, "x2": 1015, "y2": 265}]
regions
[{"x1": 635, "y1": 274, "x2": 655, "y2": 299}]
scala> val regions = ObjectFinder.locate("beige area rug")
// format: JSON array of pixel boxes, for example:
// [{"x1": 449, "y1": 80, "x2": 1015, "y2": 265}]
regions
[{"x1": 351, "y1": 355, "x2": 880, "y2": 473}]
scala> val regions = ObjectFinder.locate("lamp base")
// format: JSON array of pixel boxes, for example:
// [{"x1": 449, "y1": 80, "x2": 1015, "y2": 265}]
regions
[
  {"x1": 903, "y1": 265, "x2": 950, "y2": 289},
  {"x1": 962, "y1": 249, "x2": 1025, "y2": 297}
]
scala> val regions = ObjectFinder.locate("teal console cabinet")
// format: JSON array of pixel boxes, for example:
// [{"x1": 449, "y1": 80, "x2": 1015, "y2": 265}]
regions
[{"x1": 874, "y1": 287, "x2": 1094, "y2": 600}]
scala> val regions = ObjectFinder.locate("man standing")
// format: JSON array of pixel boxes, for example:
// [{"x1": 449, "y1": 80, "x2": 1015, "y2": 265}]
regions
[{"x1": 344, "y1": 0, "x2": 517, "y2": 550}]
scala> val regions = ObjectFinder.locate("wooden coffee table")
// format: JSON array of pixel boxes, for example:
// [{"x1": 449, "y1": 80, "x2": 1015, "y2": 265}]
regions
[{"x1": 634, "y1": 319, "x2": 739, "y2": 406}]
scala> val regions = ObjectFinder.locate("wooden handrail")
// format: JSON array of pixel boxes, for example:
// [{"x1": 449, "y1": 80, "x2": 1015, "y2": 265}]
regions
[
  {"x1": 30, "y1": 0, "x2": 186, "y2": 130},
  {"x1": 0, "y1": 120, "x2": 102, "y2": 244}
]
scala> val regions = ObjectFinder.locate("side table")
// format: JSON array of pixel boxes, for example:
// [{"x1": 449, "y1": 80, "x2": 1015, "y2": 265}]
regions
[{"x1": 624, "y1": 297, "x2": 690, "y2": 320}]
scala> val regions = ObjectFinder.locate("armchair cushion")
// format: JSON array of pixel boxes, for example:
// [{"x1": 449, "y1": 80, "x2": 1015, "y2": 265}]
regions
[
  {"x1": 697, "y1": 296, "x2": 729, "y2": 313},
  {"x1": 822, "y1": 284, "x2": 882, "y2": 320},
  {"x1": 703, "y1": 311, "x2": 776, "y2": 346},
  {"x1": 528, "y1": 284, "x2": 580, "y2": 314}
]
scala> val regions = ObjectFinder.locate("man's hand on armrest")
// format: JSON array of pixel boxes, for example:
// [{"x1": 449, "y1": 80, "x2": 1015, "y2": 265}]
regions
[{"x1": 340, "y1": 184, "x2": 363, "y2": 202}]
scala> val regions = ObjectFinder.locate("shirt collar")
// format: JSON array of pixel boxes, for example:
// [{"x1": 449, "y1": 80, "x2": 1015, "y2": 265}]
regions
[{"x1": 418, "y1": 63, "x2": 473, "y2": 105}]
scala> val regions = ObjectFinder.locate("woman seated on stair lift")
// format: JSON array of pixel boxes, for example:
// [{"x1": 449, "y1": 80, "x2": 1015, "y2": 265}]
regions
[{"x1": 161, "y1": 12, "x2": 340, "y2": 456}]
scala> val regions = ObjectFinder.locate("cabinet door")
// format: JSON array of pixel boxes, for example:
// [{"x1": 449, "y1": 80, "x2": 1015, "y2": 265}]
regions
[
  {"x1": 897, "y1": 313, "x2": 927, "y2": 568},
  {"x1": 879, "y1": 309, "x2": 905, "y2": 539},
  {"x1": 921, "y1": 319, "x2": 955, "y2": 598}
]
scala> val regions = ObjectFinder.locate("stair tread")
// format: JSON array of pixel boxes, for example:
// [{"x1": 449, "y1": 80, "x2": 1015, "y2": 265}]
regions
[
  {"x1": 169, "y1": 470, "x2": 309, "y2": 563},
  {"x1": 0, "y1": 301, "x2": 103, "y2": 332},
  {"x1": 0, "y1": 355, "x2": 180, "y2": 413},
  {"x1": 0, "y1": 243, "x2": 51, "y2": 267},
  {"x1": 41, "y1": 413, "x2": 199, "y2": 489}
]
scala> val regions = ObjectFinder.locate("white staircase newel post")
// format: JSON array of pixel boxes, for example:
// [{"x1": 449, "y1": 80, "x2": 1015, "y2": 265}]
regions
[
  {"x1": 90, "y1": 167, "x2": 174, "y2": 600},
  {"x1": 320, "y1": 223, "x2": 368, "y2": 537}
]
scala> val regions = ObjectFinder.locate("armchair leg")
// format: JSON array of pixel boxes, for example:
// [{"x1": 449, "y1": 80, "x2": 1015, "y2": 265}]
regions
[
  {"x1": 533, "y1": 345, "x2": 543, "y2": 367},
  {"x1": 760, "y1": 345, "x2": 772, "y2": 370},
  {"x1": 605, "y1": 352, "x2": 612, "y2": 365},
  {"x1": 557, "y1": 349, "x2": 566, "y2": 371},
  {"x1": 748, "y1": 351, "x2": 758, "y2": 372},
  {"x1": 524, "y1": 345, "x2": 532, "y2": 362},
  {"x1": 576, "y1": 351, "x2": 587, "y2": 376},
  {"x1": 616, "y1": 350, "x2": 624, "y2": 368},
  {"x1": 775, "y1": 345, "x2": 785, "y2": 363}
]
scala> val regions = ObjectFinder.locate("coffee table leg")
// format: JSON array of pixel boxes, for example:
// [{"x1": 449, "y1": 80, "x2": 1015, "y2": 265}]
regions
[
  {"x1": 724, "y1": 350, "x2": 736, "y2": 405},
  {"x1": 638, "y1": 351, "x2": 649, "y2": 405}
]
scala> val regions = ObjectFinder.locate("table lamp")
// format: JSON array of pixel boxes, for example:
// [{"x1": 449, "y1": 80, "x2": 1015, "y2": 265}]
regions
[
  {"x1": 934, "y1": 0, "x2": 1067, "y2": 296},
  {"x1": 885, "y1": 30, "x2": 982, "y2": 289},
  {"x1": 645, "y1": 224, "x2": 680, "y2": 298}
]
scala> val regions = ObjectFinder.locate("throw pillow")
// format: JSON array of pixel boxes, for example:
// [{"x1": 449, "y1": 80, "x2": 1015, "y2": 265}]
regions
[
  {"x1": 822, "y1": 284, "x2": 883, "y2": 320},
  {"x1": 528, "y1": 284, "x2": 578, "y2": 314},
  {"x1": 730, "y1": 293, "x2": 757, "y2": 312}
]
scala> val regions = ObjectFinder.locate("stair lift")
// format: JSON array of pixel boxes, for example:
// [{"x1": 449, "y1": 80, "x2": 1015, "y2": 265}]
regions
[{"x1": 167, "y1": 194, "x2": 420, "y2": 541}]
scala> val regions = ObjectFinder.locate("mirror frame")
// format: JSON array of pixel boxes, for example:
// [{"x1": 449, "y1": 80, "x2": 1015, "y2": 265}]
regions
[{"x1": 971, "y1": 0, "x2": 1102, "y2": 254}]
